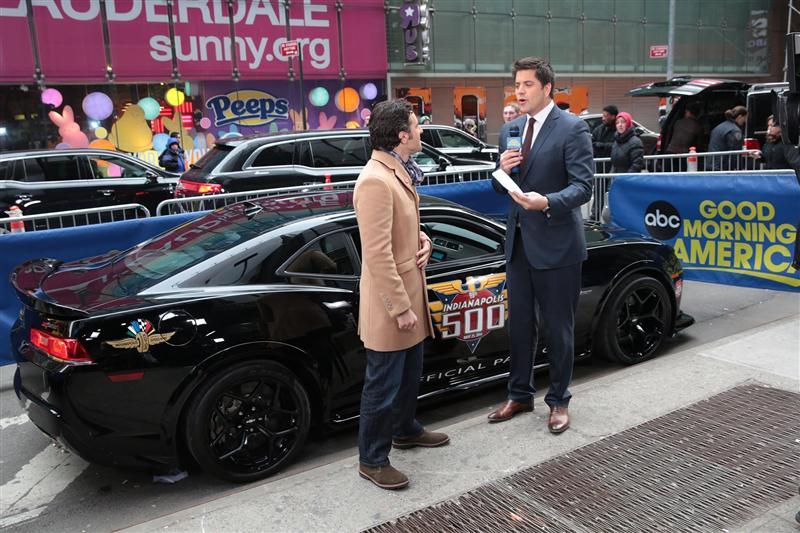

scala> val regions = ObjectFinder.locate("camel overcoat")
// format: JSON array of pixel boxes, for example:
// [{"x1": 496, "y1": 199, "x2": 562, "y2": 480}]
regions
[{"x1": 353, "y1": 150, "x2": 434, "y2": 352}]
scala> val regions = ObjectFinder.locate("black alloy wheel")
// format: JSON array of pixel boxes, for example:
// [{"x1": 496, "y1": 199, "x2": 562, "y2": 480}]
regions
[
  {"x1": 595, "y1": 275, "x2": 672, "y2": 365},
  {"x1": 185, "y1": 361, "x2": 311, "y2": 483}
]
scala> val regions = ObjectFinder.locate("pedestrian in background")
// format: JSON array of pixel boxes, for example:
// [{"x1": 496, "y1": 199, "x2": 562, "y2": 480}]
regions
[
  {"x1": 503, "y1": 103, "x2": 521, "y2": 123},
  {"x1": 666, "y1": 101, "x2": 703, "y2": 171},
  {"x1": 610, "y1": 111, "x2": 644, "y2": 173},
  {"x1": 158, "y1": 140, "x2": 186, "y2": 172},
  {"x1": 752, "y1": 115, "x2": 799, "y2": 171},
  {"x1": 591, "y1": 104, "x2": 618, "y2": 158},
  {"x1": 353, "y1": 99, "x2": 449, "y2": 491},
  {"x1": 489, "y1": 56, "x2": 593, "y2": 434},
  {"x1": 709, "y1": 105, "x2": 747, "y2": 170}
]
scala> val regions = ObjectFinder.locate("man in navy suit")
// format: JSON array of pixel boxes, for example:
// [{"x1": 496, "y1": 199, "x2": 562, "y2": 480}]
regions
[{"x1": 488, "y1": 57, "x2": 593, "y2": 433}]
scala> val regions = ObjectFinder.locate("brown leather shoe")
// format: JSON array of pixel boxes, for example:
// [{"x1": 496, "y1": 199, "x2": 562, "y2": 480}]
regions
[
  {"x1": 393, "y1": 431, "x2": 450, "y2": 449},
  {"x1": 487, "y1": 400, "x2": 533, "y2": 423},
  {"x1": 358, "y1": 463, "x2": 409, "y2": 490},
  {"x1": 548, "y1": 406, "x2": 570, "y2": 434}
]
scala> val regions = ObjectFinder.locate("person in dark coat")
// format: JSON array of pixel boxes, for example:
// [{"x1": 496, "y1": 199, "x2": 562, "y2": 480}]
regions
[
  {"x1": 610, "y1": 112, "x2": 644, "y2": 173},
  {"x1": 665, "y1": 101, "x2": 703, "y2": 171},
  {"x1": 754, "y1": 115, "x2": 800, "y2": 171},
  {"x1": 158, "y1": 140, "x2": 186, "y2": 173},
  {"x1": 708, "y1": 105, "x2": 747, "y2": 170},
  {"x1": 591, "y1": 104, "x2": 618, "y2": 158}
]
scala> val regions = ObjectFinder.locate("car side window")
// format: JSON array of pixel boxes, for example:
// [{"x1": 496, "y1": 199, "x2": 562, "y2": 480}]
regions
[
  {"x1": 286, "y1": 232, "x2": 356, "y2": 281},
  {"x1": 423, "y1": 219, "x2": 503, "y2": 264},
  {"x1": 25, "y1": 156, "x2": 81, "y2": 182},
  {"x1": 439, "y1": 130, "x2": 479, "y2": 148},
  {"x1": 311, "y1": 137, "x2": 368, "y2": 168},
  {"x1": 0, "y1": 161, "x2": 9, "y2": 180},
  {"x1": 252, "y1": 143, "x2": 294, "y2": 167},
  {"x1": 295, "y1": 141, "x2": 313, "y2": 167},
  {"x1": 88, "y1": 155, "x2": 149, "y2": 179},
  {"x1": 421, "y1": 129, "x2": 437, "y2": 146},
  {"x1": 413, "y1": 151, "x2": 436, "y2": 166}
]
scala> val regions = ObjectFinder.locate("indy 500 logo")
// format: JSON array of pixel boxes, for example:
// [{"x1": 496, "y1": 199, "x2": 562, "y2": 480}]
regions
[{"x1": 644, "y1": 201, "x2": 682, "y2": 240}]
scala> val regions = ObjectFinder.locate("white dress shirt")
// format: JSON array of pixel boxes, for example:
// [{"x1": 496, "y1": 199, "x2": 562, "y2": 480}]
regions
[{"x1": 521, "y1": 100, "x2": 555, "y2": 154}]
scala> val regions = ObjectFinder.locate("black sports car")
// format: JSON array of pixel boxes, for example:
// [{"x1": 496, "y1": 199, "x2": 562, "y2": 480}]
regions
[{"x1": 11, "y1": 192, "x2": 693, "y2": 482}]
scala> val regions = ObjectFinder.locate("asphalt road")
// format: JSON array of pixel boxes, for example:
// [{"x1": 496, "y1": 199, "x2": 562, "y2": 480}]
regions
[{"x1": 0, "y1": 281, "x2": 797, "y2": 532}]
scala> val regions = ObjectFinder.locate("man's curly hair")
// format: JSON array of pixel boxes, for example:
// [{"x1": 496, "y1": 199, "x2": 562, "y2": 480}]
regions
[{"x1": 369, "y1": 99, "x2": 413, "y2": 151}]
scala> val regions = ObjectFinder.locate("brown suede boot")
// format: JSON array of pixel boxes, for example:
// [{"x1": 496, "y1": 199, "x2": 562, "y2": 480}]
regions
[
  {"x1": 392, "y1": 430, "x2": 450, "y2": 449},
  {"x1": 358, "y1": 463, "x2": 409, "y2": 490}
]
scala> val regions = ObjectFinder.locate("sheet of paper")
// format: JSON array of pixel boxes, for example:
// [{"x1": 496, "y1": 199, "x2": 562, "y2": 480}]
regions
[{"x1": 491, "y1": 168, "x2": 523, "y2": 195}]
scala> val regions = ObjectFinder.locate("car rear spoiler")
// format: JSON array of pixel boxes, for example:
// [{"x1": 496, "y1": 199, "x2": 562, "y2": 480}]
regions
[{"x1": 10, "y1": 259, "x2": 89, "y2": 318}]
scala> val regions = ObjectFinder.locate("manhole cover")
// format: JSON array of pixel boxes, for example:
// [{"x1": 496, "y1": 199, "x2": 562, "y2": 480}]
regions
[{"x1": 366, "y1": 384, "x2": 799, "y2": 532}]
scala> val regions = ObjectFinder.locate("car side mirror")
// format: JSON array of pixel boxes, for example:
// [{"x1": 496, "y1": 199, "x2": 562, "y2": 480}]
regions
[
  {"x1": 145, "y1": 171, "x2": 159, "y2": 183},
  {"x1": 437, "y1": 157, "x2": 449, "y2": 171},
  {"x1": 634, "y1": 127, "x2": 644, "y2": 135}
]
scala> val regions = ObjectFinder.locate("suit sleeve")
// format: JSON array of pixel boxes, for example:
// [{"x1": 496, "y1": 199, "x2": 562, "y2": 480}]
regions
[
  {"x1": 545, "y1": 119, "x2": 594, "y2": 215},
  {"x1": 491, "y1": 123, "x2": 509, "y2": 195},
  {"x1": 354, "y1": 176, "x2": 411, "y2": 318}
]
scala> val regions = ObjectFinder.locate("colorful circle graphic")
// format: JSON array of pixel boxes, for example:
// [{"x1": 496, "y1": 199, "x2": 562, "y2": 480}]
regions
[{"x1": 335, "y1": 88, "x2": 360, "y2": 113}]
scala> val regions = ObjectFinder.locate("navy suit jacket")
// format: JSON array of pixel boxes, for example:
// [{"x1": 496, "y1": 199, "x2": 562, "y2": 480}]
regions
[{"x1": 493, "y1": 106, "x2": 594, "y2": 269}]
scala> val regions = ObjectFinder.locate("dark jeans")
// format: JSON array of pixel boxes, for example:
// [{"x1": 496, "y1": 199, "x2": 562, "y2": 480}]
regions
[{"x1": 358, "y1": 341, "x2": 424, "y2": 468}]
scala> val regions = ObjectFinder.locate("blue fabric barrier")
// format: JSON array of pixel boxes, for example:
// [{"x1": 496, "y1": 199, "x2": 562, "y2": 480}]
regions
[
  {"x1": 420, "y1": 179, "x2": 509, "y2": 219},
  {"x1": 610, "y1": 172, "x2": 800, "y2": 292},
  {"x1": 0, "y1": 213, "x2": 202, "y2": 365}
]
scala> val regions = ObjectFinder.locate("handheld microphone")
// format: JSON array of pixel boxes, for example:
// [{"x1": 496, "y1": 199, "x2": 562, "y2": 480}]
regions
[{"x1": 507, "y1": 125, "x2": 521, "y2": 175}]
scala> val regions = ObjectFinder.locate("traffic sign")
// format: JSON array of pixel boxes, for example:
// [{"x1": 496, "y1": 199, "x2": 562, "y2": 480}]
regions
[
  {"x1": 280, "y1": 40, "x2": 299, "y2": 58},
  {"x1": 649, "y1": 45, "x2": 669, "y2": 59}
]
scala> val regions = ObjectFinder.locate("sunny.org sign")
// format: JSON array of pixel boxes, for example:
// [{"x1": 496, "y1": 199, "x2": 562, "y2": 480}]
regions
[
  {"x1": 609, "y1": 172, "x2": 800, "y2": 292},
  {"x1": 205, "y1": 90, "x2": 289, "y2": 127}
]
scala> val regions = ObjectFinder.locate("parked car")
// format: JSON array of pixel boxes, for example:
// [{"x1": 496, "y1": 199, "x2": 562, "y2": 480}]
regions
[
  {"x1": 176, "y1": 129, "x2": 494, "y2": 198},
  {"x1": 579, "y1": 113, "x2": 659, "y2": 155},
  {"x1": 627, "y1": 76, "x2": 750, "y2": 154},
  {"x1": 0, "y1": 149, "x2": 178, "y2": 218},
  {"x1": 12, "y1": 192, "x2": 693, "y2": 482},
  {"x1": 421, "y1": 124, "x2": 499, "y2": 162}
]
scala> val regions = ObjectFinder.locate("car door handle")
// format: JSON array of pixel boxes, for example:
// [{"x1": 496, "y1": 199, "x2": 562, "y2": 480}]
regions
[
  {"x1": 254, "y1": 170, "x2": 270, "y2": 175},
  {"x1": 96, "y1": 189, "x2": 115, "y2": 196}
]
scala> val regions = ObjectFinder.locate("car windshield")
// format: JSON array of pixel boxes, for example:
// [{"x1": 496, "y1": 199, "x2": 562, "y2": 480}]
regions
[{"x1": 43, "y1": 193, "x2": 355, "y2": 300}]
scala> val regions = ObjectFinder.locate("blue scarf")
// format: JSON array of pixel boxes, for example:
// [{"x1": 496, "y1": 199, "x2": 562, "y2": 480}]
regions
[{"x1": 387, "y1": 150, "x2": 425, "y2": 186}]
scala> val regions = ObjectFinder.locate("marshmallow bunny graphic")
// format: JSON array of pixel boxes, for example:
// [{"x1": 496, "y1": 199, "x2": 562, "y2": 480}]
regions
[{"x1": 48, "y1": 105, "x2": 89, "y2": 148}]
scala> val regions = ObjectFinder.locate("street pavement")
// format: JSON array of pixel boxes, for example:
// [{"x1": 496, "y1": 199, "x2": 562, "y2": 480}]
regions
[
  {"x1": 1, "y1": 281, "x2": 798, "y2": 532},
  {"x1": 120, "y1": 294, "x2": 799, "y2": 532}
]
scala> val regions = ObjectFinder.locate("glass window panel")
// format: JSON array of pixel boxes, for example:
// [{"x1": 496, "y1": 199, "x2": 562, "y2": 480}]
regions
[
  {"x1": 614, "y1": 21, "x2": 643, "y2": 72},
  {"x1": 287, "y1": 233, "x2": 355, "y2": 278},
  {"x1": 698, "y1": 26, "x2": 724, "y2": 72},
  {"x1": 583, "y1": 21, "x2": 614, "y2": 72},
  {"x1": 311, "y1": 137, "x2": 368, "y2": 168},
  {"x1": 475, "y1": 14, "x2": 513, "y2": 71},
  {"x1": 89, "y1": 155, "x2": 149, "y2": 179},
  {"x1": 28, "y1": 156, "x2": 81, "y2": 182},
  {"x1": 439, "y1": 129, "x2": 480, "y2": 148},
  {"x1": 514, "y1": 1, "x2": 548, "y2": 17},
  {"x1": 674, "y1": 1, "x2": 699, "y2": 25},
  {"x1": 674, "y1": 25, "x2": 699, "y2": 73},
  {"x1": 615, "y1": 0, "x2": 644, "y2": 22},
  {"x1": 643, "y1": 23, "x2": 668, "y2": 73},
  {"x1": 431, "y1": 11, "x2": 474, "y2": 71},
  {"x1": 425, "y1": 220, "x2": 502, "y2": 264},
  {"x1": 584, "y1": 0, "x2": 614, "y2": 21},
  {"x1": 549, "y1": 19, "x2": 580, "y2": 72},
  {"x1": 434, "y1": 0, "x2": 474, "y2": 12},
  {"x1": 477, "y1": 0, "x2": 512, "y2": 14},
  {"x1": 549, "y1": 1, "x2": 580, "y2": 18},
  {"x1": 252, "y1": 144, "x2": 294, "y2": 167},
  {"x1": 513, "y1": 15, "x2": 548, "y2": 61},
  {"x1": 644, "y1": 0, "x2": 668, "y2": 25}
]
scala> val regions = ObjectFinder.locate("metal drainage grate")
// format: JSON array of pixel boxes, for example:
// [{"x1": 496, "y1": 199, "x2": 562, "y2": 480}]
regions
[{"x1": 366, "y1": 384, "x2": 799, "y2": 533}]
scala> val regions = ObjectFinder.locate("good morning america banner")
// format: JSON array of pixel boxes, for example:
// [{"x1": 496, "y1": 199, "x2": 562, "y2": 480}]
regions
[{"x1": 609, "y1": 172, "x2": 800, "y2": 292}]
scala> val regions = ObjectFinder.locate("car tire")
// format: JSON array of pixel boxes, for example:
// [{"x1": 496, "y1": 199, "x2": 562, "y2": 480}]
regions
[
  {"x1": 184, "y1": 360, "x2": 311, "y2": 483},
  {"x1": 595, "y1": 275, "x2": 672, "y2": 365}
]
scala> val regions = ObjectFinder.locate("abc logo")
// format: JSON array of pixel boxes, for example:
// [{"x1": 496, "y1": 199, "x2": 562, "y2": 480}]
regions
[{"x1": 644, "y1": 201, "x2": 681, "y2": 240}]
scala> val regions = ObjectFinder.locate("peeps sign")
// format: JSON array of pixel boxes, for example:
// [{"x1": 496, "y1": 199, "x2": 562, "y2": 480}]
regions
[
  {"x1": 610, "y1": 173, "x2": 800, "y2": 292},
  {"x1": 205, "y1": 90, "x2": 290, "y2": 127}
]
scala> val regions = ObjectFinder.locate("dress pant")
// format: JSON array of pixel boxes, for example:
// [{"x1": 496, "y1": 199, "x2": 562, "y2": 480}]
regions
[
  {"x1": 506, "y1": 227, "x2": 581, "y2": 407},
  {"x1": 358, "y1": 341, "x2": 425, "y2": 467}
]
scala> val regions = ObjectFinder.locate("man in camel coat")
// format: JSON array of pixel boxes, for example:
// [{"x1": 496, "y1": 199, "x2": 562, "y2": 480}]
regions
[{"x1": 354, "y1": 100, "x2": 450, "y2": 490}]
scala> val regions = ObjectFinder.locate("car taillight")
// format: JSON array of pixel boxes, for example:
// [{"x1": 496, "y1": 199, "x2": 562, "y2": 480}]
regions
[
  {"x1": 743, "y1": 138, "x2": 761, "y2": 151},
  {"x1": 656, "y1": 134, "x2": 662, "y2": 151},
  {"x1": 30, "y1": 328, "x2": 92, "y2": 363},
  {"x1": 177, "y1": 179, "x2": 223, "y2": 195}
]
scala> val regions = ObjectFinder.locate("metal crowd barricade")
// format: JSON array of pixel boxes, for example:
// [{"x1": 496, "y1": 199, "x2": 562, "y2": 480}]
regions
[
  {"x1": 155, "y1": 181, "x2": 359, "y2": 216},
  {"x1": 155, "y1": 166, "x2": 495, "y2": 216},
  {"x1": 594, "y1": 149, "x2": 761, "y2": 174},
  {"x1": 0, "y1": 204, "x2": 150, "y2": 234}
]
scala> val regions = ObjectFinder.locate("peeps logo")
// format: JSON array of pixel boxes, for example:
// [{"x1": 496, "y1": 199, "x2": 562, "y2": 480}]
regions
[{"x1": 205, "y1": 90, "x2": 289, "y2": 128}]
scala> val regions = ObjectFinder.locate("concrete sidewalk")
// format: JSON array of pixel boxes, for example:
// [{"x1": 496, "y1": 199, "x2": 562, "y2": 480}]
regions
[{"x1": 124, "y1": 315, "x2": 800, "y2": 533}]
